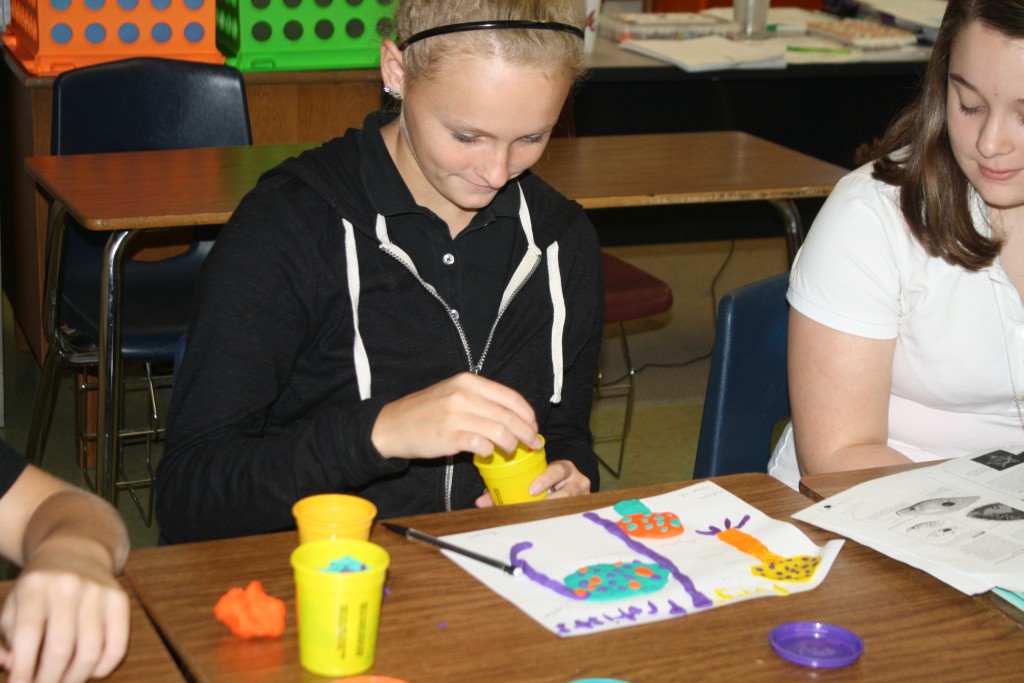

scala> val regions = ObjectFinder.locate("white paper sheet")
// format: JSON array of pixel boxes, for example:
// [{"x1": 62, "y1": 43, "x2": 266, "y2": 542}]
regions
[
  {"x1": 620, "y1": 35, "x2": 786, "y2": 72},
  {"x1": 440, "y1": 481, "x2": 843, "y2": 637},
  {"x1": 794, "y1": 449, "x2": 1024, "y2": 594}
]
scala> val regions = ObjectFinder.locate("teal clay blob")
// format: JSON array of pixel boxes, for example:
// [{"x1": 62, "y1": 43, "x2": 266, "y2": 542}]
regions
[{"x1": 563, "y1": 560, "x2": 668, "y2": 601}]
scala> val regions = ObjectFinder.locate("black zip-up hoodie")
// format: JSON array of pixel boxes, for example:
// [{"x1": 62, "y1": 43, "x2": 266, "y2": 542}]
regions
[{"x1": 156, "y1": 113, "x2": 604, "y2": 543}]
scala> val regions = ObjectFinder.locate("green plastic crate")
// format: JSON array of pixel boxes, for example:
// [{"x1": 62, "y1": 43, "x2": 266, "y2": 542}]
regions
[{"x1": 217, "y1": 0, "x2": 396, "y2": 72}]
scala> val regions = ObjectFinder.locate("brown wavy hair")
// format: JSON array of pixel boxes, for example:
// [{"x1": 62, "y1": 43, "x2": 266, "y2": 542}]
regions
[
  {"x1": 857, "y1": 0, "x2": 1024, "y2": 270},
  {"x1": 395, "y1": 0, "x2": 587, "y2": 88}
]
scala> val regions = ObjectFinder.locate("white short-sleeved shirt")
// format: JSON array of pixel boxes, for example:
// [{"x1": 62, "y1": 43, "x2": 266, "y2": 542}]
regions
[{"x1": 768, "y1": 160, "x2": 1024, "y2": 489}]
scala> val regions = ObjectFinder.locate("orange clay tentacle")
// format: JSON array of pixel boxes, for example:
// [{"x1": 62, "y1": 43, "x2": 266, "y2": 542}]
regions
[{"x1": 716, "y1": 527, "x2": 785, "y2": 563}]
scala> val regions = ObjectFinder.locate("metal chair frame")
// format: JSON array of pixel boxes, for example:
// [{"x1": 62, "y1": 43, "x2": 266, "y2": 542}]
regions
[
  {"x1": 593, "y1": 252, "x2": 674, "y2": 478},
  {"x1": 593, "y1": 322, "x2": 640, "y2": 478},
  {"x1": 24, "y1": 58, "x2": 251, "y2": 523}
]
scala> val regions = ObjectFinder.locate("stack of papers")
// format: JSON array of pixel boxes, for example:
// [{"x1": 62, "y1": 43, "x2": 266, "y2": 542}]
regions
[
  {"x1": 861, "y1": 0, "x2": 946, "y2": 43},
  {"x1": 794, "y1": 450, "x2": 1024, "y2": 598},
  {"x1": 620, "y1": 35, "x2": 786, "y2": 72},
  {"x1": 598, "y1": 12, "x2": 728, "y2": 42},
  {"x1": 700, "y1": 7, "x2": 827, "y2": 34},
  {"x1": 807, "y1": 16, "x2": 919, "y2": 49}
]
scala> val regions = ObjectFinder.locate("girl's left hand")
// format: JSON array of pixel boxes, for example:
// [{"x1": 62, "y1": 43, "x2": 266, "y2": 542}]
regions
[{"x1": 475, "y1": 459, "x2": 590, "y2": 507}]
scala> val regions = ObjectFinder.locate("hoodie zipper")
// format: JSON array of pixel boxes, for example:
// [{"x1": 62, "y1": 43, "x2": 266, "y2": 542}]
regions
[
  {"x1": 379, "y1": 242, "x2": 541, "y2": 510},
  {"x1": 474, "y1": 256, "x2": 541, "y2": 373}
]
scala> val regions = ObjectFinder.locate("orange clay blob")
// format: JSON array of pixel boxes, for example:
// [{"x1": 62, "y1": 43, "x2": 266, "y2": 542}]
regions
[
  {"x1": 704, "y1": 518, "x2": 822, "y2": 583},
  {"x1": 214, "y1": 580, "x2": 286, "y2": 638},
  {"x1": 613, "y1": 500, "x2": 684, "y2": 539}
]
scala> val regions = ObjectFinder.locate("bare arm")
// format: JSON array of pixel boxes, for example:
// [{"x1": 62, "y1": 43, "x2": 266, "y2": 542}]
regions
[
  {"x1": 0, "y1": 465, "x2": 130, "y2": 683},
  {"x1": 788, "y1": 309, "x2": 912, "y2": 476}
]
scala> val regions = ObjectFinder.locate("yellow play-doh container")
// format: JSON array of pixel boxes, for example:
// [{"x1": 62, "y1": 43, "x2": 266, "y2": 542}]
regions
[
  {"x1": 292, "y1": 494, "x2": 377, "y2": 544},
  {"x1": 290, "y1": 539, "x2": 390, "y2": 678},
  {"x1": 473, "y1": 436, "x2": 548, "y2": 505}
]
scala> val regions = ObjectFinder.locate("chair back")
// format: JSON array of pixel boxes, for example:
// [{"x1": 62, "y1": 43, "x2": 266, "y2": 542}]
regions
[
  {"x1": 51, "y1": 57, "x2": 252, "y2": 155},
  {"x1": 173, "y1": 334, "x2": 187, "y2": 386},
  {"x1": 48, "y1": 58, "x2": 252, "y2": 358},
  {"x1": 693, "y1": 273, "x2": 790, "y2": 478}
]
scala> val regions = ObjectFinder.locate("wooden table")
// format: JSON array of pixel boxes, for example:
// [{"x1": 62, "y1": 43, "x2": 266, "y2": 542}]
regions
[
  {"x1": 799, "y1": 462, "x2": 935, "y2": 502},
  {"x1": 24, "y1": 132, "x2": 846, "y2": 502},
  {"x1": 1, "y1": 47, "x2": 382, "y2": 360},
  {"x1": 0, "y1": 578, "x2": 184, "y2": 682},
  {"x1": 533, "y1": 130, "x2": 845, "y2": 260},
  {"x1": 122, "y1": 474, "x2": 1024, "y2": 682}
]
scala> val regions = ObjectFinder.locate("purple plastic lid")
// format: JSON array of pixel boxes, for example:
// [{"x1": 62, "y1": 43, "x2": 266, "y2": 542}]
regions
[{"x1": 769, "y1": 622, "x2": 864, "y2": 669}]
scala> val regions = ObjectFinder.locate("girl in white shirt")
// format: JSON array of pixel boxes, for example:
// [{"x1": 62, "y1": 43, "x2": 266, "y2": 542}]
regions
[{"x1": 770, "y1": 0, "x2": 1024, "y2": 488}]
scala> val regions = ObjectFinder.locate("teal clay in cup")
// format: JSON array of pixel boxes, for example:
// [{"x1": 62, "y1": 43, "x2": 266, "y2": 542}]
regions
[
  {"x1": 473, "y1": 436, "x2": 548, "y2": 505},
  {"x1": 290, "y1": 539, "x2": 390, "y2": 677}
]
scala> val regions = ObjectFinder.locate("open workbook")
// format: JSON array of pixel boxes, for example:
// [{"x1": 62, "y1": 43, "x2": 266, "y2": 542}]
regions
[{"x1": 794, "y1": 449, "x2": 1024, "y2": 599}]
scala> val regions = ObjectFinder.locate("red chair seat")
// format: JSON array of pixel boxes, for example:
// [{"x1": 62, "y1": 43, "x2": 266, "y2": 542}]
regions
[
  {"x1": 594, "y1": 252, "x2": 674, "y2": 478},
  {"x1": 602, "y1": 252, "x2": 674, "y2": 324}
]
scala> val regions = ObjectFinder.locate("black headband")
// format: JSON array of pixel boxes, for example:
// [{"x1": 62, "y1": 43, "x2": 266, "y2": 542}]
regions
[{"x1": 397, "y1": 20, "x2": 585, "y2": 51}]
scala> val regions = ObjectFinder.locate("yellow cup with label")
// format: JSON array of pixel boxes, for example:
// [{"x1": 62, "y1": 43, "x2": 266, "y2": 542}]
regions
[
  {"x1": 473, "y1": 436, "x2": 548, "y2": 505},
  {"x1": 290, "y1": 539, "x2": 390, "y2": 678},
  {"x1": 292, "y1": 494, "x2": 377, "y2": 545}
]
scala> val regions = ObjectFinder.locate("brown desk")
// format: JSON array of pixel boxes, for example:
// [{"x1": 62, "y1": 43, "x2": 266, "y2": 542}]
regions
[
  {"x1": 25, "y1": 131, "x2": 844, "y2": 230},
  {"x1": 123, "y1": 474, "x2": 1024, "y2": 682},
  {"x1": 0, "y1": 47, "x2": 382, "y2": 359},
  {"x1": 24, "y1": 131, "x2": 846, "y2": 502},
  {"x1": 535, "y1": 130, "x2": 845, "y2": 262},
  {"x1": 799, "y1": 462, "x2": 935, "y2": 502},
  {"x1": 0, "y1": 578, "x2": 184, "y2": 682}
]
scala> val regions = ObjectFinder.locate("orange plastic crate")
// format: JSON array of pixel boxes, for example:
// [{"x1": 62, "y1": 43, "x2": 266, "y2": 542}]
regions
[{"x1": 3, "y1": 0, "x2": 223, "y2": 76}]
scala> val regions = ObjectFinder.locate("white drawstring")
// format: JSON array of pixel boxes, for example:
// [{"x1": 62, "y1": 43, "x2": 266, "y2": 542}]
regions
[
  {"x1": 343, "y1": 218, "x2": 372, "y2": 399},
  {"x1": 546, "y1": 241, "x2": 565, "y2": 403}
]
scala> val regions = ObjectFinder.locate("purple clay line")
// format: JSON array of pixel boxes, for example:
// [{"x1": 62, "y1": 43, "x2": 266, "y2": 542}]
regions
[
  {"x1": 696, "y1": 514, "x2": 751, "y2": 537},
  {"x1": 582, "y1": 512, "x2": 712, "y2": 609},
  {"x1": 510, "y1": 542, "x2": 588, "y2": 600}
]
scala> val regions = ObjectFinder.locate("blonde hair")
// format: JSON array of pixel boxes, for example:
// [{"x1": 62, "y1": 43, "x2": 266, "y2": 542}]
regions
[{"x1": 396, "y1": 0, "x2": 587, "y2": 88}]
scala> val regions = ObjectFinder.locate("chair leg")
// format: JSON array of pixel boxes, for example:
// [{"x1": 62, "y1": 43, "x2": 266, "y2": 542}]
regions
[
  {"x1": 76, "y1": 368, "x2": 101, "y2": 493},
  {"x1": 25, "y1": 347, "x2": 62, "y2": 466},
  {"x1": 115, "y1": 362, "x2": 160, "y2": 527},
  {"x1": 593, "y1": 322, "x2": 635, "y2": 479},
  {"x1": 618, "y1": 322, "x2": 636, "y2": 473},
  {"x1": 29, "y1": 345, "x2": 162, "y2": 526}
]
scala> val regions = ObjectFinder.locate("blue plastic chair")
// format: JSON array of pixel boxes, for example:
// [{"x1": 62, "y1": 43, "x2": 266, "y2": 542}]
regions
[
  {"x1": 693, "y1": 273, "x2": 790, "y2": 479},
  {"x1": 26, "y1": 58, "x2": 252, "y2": 523},
  {"x1": 173, "y1": 334, "x2": 188, "y2": 387}
]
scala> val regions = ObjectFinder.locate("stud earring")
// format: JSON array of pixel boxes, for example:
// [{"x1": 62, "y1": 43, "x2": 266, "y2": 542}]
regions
[{"x1": 383, "y1": 85, "x2": 403, "y2": 100}]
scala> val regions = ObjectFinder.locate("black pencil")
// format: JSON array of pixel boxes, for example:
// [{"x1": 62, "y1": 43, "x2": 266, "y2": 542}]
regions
[{"x1": 382, "y1": 522, "x2": 520, "y2": 576}]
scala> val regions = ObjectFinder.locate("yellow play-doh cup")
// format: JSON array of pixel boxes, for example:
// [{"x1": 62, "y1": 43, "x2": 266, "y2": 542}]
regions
[
  {"x1": 473, "y1": 436, "x2": 548, "y2": 506},
  {"x1": 292, "y1": 494, "x2": 377, "y2": 545},
  {"x1": 290, "y1": 539, "x2": 390, "y2": 678}
]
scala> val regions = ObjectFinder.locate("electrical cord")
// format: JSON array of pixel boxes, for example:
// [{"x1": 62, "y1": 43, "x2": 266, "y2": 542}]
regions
[{"x1": 598, "y1": 240, "x2": 735, "y2": 387}]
